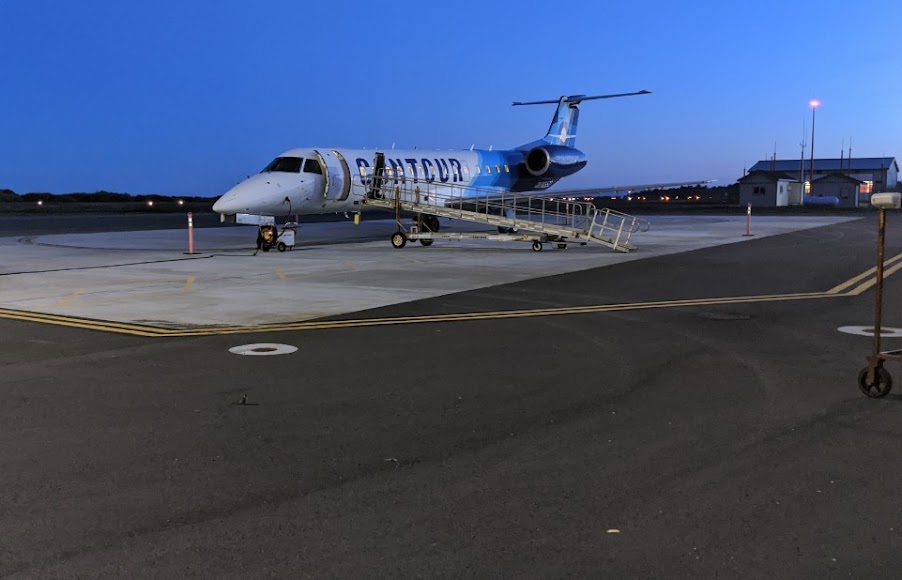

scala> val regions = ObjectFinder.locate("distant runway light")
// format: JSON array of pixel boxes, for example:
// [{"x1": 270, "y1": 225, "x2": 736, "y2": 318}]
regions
[
  {"x1": 146, "y1": 200, "x2": 154, "y2": 207},
  {"x1": 36, "y1": 200, "x2": 43, "y2": 206},
  {"x1": 177, "y1": 199, "x2": 184, "y2": 206}
]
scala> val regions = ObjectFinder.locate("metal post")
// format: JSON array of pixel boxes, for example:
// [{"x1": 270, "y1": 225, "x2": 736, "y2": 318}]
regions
[
  {"x1": 809, "y1": 100, "x2": 819, "y2": 195},
  {"x1": 868, "y1": 208, "x2": 887, "y2": 382}
]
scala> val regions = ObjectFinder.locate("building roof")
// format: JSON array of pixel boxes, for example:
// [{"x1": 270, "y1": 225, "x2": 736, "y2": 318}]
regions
[
  {"x1": 749, "y1": 157, "x2": 897, "y2": 173},
  {"x1": 737, "y1": 170, "x2": 797, "y2": 183}
]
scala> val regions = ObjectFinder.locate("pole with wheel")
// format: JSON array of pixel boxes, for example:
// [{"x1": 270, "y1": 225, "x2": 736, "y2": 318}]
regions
[{"x1": 859, "y1": 193, "x2": 902, "y2": 398}]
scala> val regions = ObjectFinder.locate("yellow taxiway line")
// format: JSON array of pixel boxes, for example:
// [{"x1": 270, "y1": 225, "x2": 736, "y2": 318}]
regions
[{"x1": 2, "y1": 253, "x2": 901, "y2": 338}]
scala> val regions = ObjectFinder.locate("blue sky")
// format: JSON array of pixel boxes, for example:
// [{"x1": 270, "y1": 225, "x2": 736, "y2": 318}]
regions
[{"x1": 1, "y1": 0, "x2": 899, "y2": 197}]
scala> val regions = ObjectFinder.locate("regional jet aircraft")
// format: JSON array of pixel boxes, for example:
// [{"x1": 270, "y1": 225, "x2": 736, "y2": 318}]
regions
[{"x1": 212, "y1": 91, "x2": 701, "y2": 234}]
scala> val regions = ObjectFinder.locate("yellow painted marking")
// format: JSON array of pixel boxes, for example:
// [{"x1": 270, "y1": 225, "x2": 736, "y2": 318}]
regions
[
  {"x1": 53, "y1": 289, "x2": 85, "y2": 307},
  {"x1": 0, "y1": 310, "x2": 166, "y2": 337},
  {"x1": 2, "y1": 258, "x2": 901, "y2": 337},
  {"x1": 275, "y1": 268, "x2": 286, "y2": 280},
  {"x1": 0, "y1": 292, "x2": 839, "y2": 338},
  {"x1": 166, "y1": 292, "x2": 839, "y2": 337},
  {"x1": 181, "y1": 276, "x2": 195, "y2": 293},
  {"x1": 342, "y1": 260, "x2": 359, "y2": 271},
  {"x1": 846, "y1": 260, "x2": 902, "y2": 296},
  {"x1": 827, "y1": 252, "x2": 902, "y2": 294}
]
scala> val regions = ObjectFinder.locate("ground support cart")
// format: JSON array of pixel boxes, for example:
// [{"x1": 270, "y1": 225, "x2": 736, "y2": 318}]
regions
[{"x1": 391, "y1": 225, "x2": 584, "y2": 252}]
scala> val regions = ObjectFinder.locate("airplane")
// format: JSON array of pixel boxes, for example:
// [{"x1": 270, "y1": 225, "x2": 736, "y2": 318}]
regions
[{"x1": 212, "y1": 91, "x2": 704, "y2": 234}]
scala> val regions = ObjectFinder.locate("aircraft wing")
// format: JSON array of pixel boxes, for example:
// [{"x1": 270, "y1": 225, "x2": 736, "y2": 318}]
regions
[
  {"x1": 462, "y1": 180, "x2": 715, "y2": 205},
  {"x1": 537, "y1": 180, "x2": 715, "y2": 198}
]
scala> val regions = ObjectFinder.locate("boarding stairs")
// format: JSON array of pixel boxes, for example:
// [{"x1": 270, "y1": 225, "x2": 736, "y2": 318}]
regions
[{"x1": 359, "y1": 173, "x2": 645, "y2": 252}]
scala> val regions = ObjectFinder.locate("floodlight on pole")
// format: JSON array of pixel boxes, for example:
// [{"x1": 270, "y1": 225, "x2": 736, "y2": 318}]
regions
[{"x1": 808, "y1": 99, "x2": 820, "y2": 195}]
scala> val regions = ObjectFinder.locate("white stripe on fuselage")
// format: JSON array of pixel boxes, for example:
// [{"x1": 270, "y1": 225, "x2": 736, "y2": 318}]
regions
[
  {"x1": 214, "y1": 146, "x2": 532, "y2": 217},
  {"x1": 298, "y1": 147, "x2": 507, "y2": 215}
]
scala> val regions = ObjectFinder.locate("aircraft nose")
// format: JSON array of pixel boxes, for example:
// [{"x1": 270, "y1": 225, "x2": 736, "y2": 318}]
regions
[
  {"x1": 212, "y1": 194, "x2": 238, "y2": 214},
  {"x1": 213, "y1": 183, "x2": 253, "y2": 214},
  {"x1": 213, "y1": 174, "x2": 300, "y2": 216}
]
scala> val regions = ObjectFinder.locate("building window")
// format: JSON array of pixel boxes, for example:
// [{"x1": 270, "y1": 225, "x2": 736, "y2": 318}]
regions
[
  {"x1": 804, "y1": 181, "x2": 811, "y2": 194},
  {"x1": 860, "y1": 181, "x2": 874, "y2": 194},
  {"x1": 752, "y1": 186, "x2": 766, "y2": 195}
]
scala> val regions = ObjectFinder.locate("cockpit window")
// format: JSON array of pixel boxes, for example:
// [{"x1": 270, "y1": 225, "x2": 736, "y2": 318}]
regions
[
  {"x1": 261, "y1": 157, "x2": 302, "y2": 173},
  {"x1": 303, "y1": 159, "x2": 323, "y2": 174}
]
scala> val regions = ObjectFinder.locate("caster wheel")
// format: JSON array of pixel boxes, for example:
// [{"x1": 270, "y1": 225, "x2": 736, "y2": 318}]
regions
[
  {"x1": 419, "y1": 239, "x2": 434, "y2": 246},
  {"x1": 532, "y1": 241, "x2": 543, "y2": 252},
  {"x1": 858, "y1": 365, "x2": 893, "y2": 398},
  {"x1": 277, "y1": 242, "x2": 286, "y2": 252},
  {"x1": 557, "y1": 243, "x2": 567, "y2": 250}
]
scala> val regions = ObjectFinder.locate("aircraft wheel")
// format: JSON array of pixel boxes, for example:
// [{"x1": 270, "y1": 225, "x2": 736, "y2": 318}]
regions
[
  {"x1": 277, "y1": 242, "x2": 287, "y2": 252},
  {"x1": 532, "y1": 241, "x2": 543, "y2": 252},
  {"x1": 391, "y1": 231, "x2": 407, "y2": 249},
  {"x1": 419, "y1": 239, "x2": 434, "y2": 247},
  {"x1": 557, "y1": 243, "x2": 567, "y2": 250},
  {"x1": 858, "y1": 365, "x2": 893, "y2": 398},
  {"x1": 423, "y1": 216, "x2": 440, "y2": 232}
]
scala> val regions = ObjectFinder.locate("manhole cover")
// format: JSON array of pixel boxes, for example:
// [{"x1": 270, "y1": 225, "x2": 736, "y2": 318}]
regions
[
  {"x1": 838, "y1": 326, "x2": 902, "y2": 338},
  {"x1": 228, "y1": 343, "x2": 298, "y2": 356}
]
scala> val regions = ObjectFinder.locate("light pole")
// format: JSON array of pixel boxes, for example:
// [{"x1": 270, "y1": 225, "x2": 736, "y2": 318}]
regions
[{"x1": 808, "y1": 99, "x2": 820, "y2": 195}]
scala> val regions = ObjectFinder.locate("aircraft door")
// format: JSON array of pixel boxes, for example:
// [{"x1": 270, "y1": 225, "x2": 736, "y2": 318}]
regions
[
  {"x1": 313, "y1": 149, "x2": 352, "y2": 201},
  {"x1": 371, "y1": 152, "x2": 386, "y2": 199}
]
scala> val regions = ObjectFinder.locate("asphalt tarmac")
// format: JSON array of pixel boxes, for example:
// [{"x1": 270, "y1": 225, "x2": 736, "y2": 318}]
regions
[{"x1": 4, "y1": 212, "x2": 902, "y2": 577}]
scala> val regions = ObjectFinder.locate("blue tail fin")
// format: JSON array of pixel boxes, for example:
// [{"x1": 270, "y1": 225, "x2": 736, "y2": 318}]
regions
[
  {"x1": 513, "y1": 91, "x2": 651, "y2": 148},
  {"x1": 544, "y1": 97, "x2": 580, "y2": 146}
]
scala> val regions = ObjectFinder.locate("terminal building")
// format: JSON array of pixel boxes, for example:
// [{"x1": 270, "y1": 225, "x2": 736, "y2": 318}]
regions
[{"x1": 737, "y1": 157, "x2": 899, "y2": 208}]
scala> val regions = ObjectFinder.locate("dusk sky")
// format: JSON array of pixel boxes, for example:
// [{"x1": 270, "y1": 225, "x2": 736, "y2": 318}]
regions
[{"x1": 2, "y1": 0, "x2": 899, "y2": 197}]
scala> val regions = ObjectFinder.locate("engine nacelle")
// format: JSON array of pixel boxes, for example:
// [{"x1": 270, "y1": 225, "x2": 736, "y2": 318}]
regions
[{"x1": 524, "y1": 145, "x2": 587, "y2": 179}]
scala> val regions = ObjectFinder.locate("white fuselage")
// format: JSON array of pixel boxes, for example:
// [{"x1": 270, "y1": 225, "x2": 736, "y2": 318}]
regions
[{"x1": 212, "y1": 146, "x2": 547, "y2": 217}]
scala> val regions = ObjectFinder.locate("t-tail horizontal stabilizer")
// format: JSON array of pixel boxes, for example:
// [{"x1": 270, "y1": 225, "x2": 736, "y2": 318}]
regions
[
  {"x1": 513, "y1": 91, "x2": 651, "y2": 147},
  {"x1": 511, "y1": 90, "x2": 651, "y2": 107}
]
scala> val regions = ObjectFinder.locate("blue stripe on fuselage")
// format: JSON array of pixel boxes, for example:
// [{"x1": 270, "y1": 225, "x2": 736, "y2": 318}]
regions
[
  {"x1": 352, "y1": 149, "x2": 562, "y2": 198},
  {"x1": 465, "y1": 150, "x2": 558, "y2": 195}
]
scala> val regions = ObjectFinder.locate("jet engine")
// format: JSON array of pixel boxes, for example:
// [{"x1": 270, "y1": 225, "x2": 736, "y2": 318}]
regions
[{"x1": 524, "y1": 145, "x2": 587, "y2": 179}]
